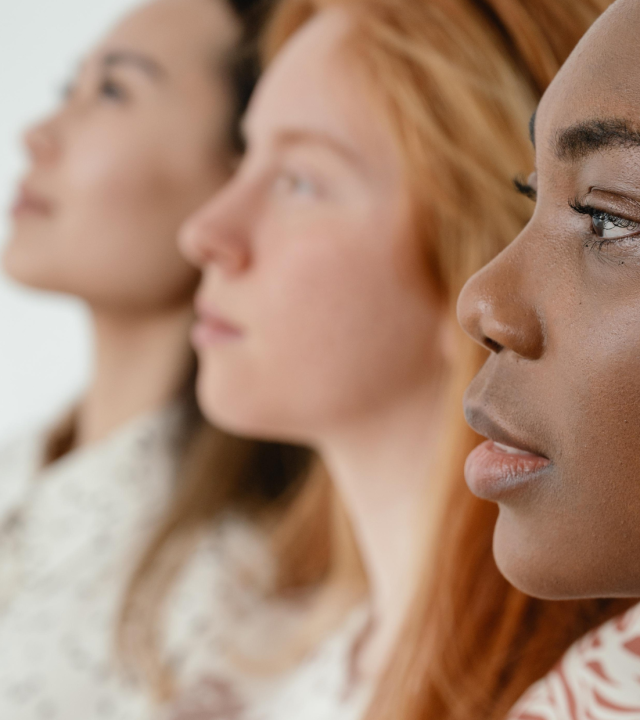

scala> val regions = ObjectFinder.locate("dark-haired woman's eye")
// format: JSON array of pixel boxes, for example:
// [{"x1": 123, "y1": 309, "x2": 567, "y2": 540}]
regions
[{"x1": 99, "y1": 77, "x2": 128, "y2": 102}]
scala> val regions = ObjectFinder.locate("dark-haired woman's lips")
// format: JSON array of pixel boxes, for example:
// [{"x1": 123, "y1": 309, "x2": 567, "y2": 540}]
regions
[
  {"x1": 192, "y1": 302, "x2": 243, "y2": 348},
  {"x1": 11, "y1": 185, "x2": 54, "y2": 219},
  {"x1": 465, "y1": 439, "x2": 551, "y2": 500}
]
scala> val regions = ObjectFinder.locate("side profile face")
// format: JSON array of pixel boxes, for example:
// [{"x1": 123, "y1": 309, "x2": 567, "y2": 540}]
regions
[
  {"x1": 180, "y1": 8, "x2": 446, "y2": 443},
  {"x1": 458, "y1": 0, "x2": 640, "y2": 599},
  {"x1": 4, "y1": 0, "x2": 239, "y2": 313}
]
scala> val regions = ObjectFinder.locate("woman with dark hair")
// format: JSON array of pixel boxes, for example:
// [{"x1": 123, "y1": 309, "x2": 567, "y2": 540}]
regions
[
  {"x1": 175, "y1": 1, "x2": 632, "y2": 719},
  {"x1": 458, "y1": 0, "x2": 640, "y2": 715},
  {"x1": 0, "y1": 1, "x2": 317, "y2": 717}
]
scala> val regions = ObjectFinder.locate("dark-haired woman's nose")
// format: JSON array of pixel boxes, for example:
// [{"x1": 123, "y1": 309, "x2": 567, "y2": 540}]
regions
[
  {"x1": 179, "y1": 180, "x2": 252, "y2": 275},
  {"x1": 457, "y1": 242, "x2": 545, "y2": 360},
  {"x1": 23, "y1": 116, "x2": 60, "y2": 165}
]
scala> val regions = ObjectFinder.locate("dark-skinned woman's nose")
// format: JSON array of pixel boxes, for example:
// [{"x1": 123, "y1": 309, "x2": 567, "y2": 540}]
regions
[
  {"x1": 179, "y1": 180, "x2": 252, "y2": 275},
  {"x1": 457, "y1": 245, "x2": 545, "y2": 360}
]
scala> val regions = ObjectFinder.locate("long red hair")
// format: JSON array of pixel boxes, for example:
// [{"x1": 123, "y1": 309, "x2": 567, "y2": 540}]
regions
[{"x1": 262, "y1": 0, "x2": 635, "y2": 718}]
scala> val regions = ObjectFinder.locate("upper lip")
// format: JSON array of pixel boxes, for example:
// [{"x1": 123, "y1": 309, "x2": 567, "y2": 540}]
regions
[
  {"x1": 14, "y1": 182, "x2": 54, "y2": 214},
  {"x1": 464, "y1": 403, "x2": 549, "y2": 459}
]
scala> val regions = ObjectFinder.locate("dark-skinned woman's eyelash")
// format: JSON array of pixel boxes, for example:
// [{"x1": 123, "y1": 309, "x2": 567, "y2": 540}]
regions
[
  {"x1": 513, "y1": 176, "x2": 537, "y2": 201},
  {"x1": 569, "y1": 197, "x2": 595, "y2": 217},
  {"x1": 568, "y1": 197, "x2": 638, "y2": 230}
]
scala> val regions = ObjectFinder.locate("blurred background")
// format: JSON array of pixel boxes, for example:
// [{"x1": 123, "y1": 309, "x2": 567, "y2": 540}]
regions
[{"x1": 0, "y1": 0, "x2": 142, "y2": 443}]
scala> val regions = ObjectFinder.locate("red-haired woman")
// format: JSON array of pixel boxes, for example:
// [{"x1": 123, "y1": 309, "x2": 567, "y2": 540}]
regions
[{"x1": 175, "y1": 1, "x2": 631, "y2": 719}]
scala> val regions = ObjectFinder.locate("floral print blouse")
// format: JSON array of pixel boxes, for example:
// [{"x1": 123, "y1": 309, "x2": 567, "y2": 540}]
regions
[{"x1": 0, "y1": 406, "x2": 372, "y2": 720}]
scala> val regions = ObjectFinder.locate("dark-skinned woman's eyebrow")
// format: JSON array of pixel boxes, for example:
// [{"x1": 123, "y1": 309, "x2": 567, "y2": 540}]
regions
[{"x1": 555, "y1": 118, "x2": 640, "y2": 161}]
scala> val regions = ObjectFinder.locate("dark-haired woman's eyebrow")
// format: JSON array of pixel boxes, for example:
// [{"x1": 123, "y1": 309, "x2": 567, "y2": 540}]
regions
[
  {"x1": 514, "y1": 176, "x2": 537, "y2": 201},
  {"x1": 102, "y1": 51, "x2": 167, "y2": 81}
]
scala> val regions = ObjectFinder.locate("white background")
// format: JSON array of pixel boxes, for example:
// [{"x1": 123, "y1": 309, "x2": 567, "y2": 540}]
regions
[{"x1": 0, "y1": 0, "x2": 143, "y2": 443}]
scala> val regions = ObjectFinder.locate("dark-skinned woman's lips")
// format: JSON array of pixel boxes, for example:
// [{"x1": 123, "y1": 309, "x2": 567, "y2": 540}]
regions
[{"x1": 465, "y1": 439, "x2": 551, "y2": 500}]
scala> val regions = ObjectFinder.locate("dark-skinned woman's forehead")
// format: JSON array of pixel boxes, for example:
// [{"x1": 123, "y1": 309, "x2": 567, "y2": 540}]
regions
[
  {"x1": 529, "y1": 0, "x2": 640, "y2": 162},
  {"x1": 531, "y1": 111, "x2": 640, "y2": 160}
]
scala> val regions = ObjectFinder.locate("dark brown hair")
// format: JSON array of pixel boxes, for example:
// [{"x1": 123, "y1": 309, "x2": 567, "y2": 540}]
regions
[{"x1": 116, "y1": 0, "x2": 330, "y2": 696}]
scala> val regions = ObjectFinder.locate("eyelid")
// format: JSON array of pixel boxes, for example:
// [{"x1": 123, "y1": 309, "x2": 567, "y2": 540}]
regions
[
  {"x1": 571, "y1": 192, "x2": 640, "y2": 224},
  {"x1": 569, "y1": 196, "x2": 640, "y2": 247},
  {"x1": 587, "y1": 188, "x2": 640, "y2": 220}
]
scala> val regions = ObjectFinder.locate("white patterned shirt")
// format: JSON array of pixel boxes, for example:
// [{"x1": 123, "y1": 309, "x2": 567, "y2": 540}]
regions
[{"x1": 0, "y1": 406, "x2": 372, "y2": 720}]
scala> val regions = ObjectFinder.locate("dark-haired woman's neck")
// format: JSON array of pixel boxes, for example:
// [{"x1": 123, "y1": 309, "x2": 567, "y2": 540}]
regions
[{"x1": 72, "y1": 302, "x2": 195, "y2": 450}]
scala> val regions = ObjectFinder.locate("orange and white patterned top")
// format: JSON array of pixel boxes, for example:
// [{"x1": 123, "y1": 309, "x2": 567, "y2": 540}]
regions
[{"x1": 508, "y1": 602, "x2": 640, "y2": 720}]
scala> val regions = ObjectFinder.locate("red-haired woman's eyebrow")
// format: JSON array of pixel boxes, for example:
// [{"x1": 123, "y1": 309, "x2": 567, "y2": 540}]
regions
[{"x1": 274, "y1": 129, "x2": 365, "y2": 171}]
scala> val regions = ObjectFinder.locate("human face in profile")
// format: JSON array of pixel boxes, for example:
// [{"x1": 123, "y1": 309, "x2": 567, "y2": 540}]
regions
[
  {"x1": 5, "y1": 0, "x2": 239, "y2": 313},
  {"x1": 458, "y1": 0, "x2": 640, "y2": 599},
  {"x1": 180, "y1": 9, "x2": 445, "y2": 445}
]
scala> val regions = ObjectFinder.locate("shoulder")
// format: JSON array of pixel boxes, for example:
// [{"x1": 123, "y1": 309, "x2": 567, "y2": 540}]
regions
[
  {"x1": 0, "y1": 424, "x2": 46, "y2": 483},
  {"x1": 0, "y1": 425, "x2": 47, "y2": 523},
  {"x1": 0, "y1": 425, "x2": 43, "y2": 464},
  {"x1": 508, "y1": 602, "x2": 640, "y2": 720}
]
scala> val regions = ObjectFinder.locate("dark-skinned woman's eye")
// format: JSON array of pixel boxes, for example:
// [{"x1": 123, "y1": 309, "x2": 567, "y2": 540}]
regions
[
  {"x1": 569, "y1": 199, "x2": 640, "y2": 243},
  {"x1": 591, "y1": 211, "x2": 640, "y2": 241}
]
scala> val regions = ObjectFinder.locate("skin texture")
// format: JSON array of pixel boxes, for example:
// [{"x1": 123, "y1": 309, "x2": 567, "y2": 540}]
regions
[
  {"x1": 3, "y1": 0, "x2": 241, "y2": 446},
  {"x1": 458, "y1": 0, "x2": 640, "y2": 599},
  {"x1": 5, "y1": 0, "x2": 237, "y2": 313},
  {"x1": 180, "y1": 9, "x2": 450, "y2": 671},
  {"x1": 181, "y1": 9, "x2": 445, "y2": 444}
]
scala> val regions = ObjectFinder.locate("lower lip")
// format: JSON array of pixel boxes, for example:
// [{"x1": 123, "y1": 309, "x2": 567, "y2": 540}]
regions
[
  {"x1": 465, "y1": 440, "x2": 551, "y2": 500},
  {"x1": 191, "y1": 318, "x2": 242, "y2": 348}
]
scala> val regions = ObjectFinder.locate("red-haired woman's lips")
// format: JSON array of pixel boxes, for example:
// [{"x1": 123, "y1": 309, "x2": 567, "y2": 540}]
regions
[
  {"x1": 465, "y1": 440, "x2": 551, "y2": 500},
  {"x1": 11, "y1": 185, "x2": 53, "y2": 219},
  {"x1": 192, "y1": 304, "x2": 243, "y2": 348}
]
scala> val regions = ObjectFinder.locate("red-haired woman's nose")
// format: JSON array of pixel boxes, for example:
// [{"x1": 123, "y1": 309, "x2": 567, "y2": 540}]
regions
[
  {"x1": 457, "y1": 252, "x2": 545, "y2": 360},
  {"x1": 179, "y1": 190, "x2": 251, "y2": 274},
  {"x1": 23, "y1": 118, "x2": 58, "y2": 165}
]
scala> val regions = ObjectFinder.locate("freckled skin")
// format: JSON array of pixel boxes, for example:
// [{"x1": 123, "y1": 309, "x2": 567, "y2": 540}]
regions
[{"x1": 458, "y1": 0, "x2": 640, "y2": 599}]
